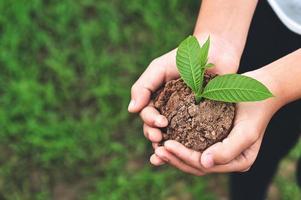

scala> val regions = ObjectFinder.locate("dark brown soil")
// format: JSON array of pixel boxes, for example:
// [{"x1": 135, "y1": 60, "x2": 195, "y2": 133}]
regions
[{"x1": 153, "y1": 74, "x2": 235, "y2": 152}]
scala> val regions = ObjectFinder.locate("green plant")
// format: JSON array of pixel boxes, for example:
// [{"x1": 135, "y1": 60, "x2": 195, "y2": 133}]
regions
[{"x1": 176, "y1": 35, "x2": 274, "y2": 103}]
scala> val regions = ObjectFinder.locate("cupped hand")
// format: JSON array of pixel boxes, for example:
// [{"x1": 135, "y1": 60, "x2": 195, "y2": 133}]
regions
[
  {"x1": 150, "y1": 70, "x2": 284, "y2": 175},
  {"x1": 129, "y1": 34, "x2": 241, "y2": 166},
  {"x1": 129, "y1": 34, "x2": 241, "y2": 113}
]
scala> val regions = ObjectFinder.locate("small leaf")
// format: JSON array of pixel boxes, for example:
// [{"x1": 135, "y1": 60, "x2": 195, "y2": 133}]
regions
[
  {"x1": 200, "y1": 37, "x2": 210, "y2": 67},
  {"x1": 176, "y1": 36, "x2": 203, "y2": 93},
  {"x1": 202, "y1": 74, "x2": 274, "y2": 102}
]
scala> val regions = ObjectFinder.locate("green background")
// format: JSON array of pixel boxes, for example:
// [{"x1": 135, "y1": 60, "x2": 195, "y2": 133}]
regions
[{"x1": 0, "y1": 0, "x2": 300, "y2": 199}]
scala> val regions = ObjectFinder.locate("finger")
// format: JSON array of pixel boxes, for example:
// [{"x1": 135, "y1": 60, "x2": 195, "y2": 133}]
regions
[
  {"x1": 129, "y1": 57, "x2": 176, "y2": 113},
  {"x1": 152, "y1": 143, "x2": 160, "y2": 149},
  {"x1": 150, "y1": 154, "x2": 165, "y2": 166},
  {"x1": 164, "y1": 140, "x2": 250, "y2": 173},
  {"x1": 143, "y1": 124, "x2": 163, "y2": 142},
  {"x1": 155, "y1": 147, "x2": 204, "y2": 176},
  {"x1": 164, "y1": 140, "x2": 204, "y2": 170},
  {"x1": 201, "y1": 121, "x2": 260, "y2": 168},
  {"x1": 208, "y1": 138, "x2": 262, "y2": 173},
  {"x1": 129, "y1": 50, "x2": 179, "y2": 113},
  {"x1": 140, "y1": 106, "x2": 168, "y2": 127},
  {"x1": 128, "y1": 82, "x2": 152, "y2": 113},
  {"x1": 207, "y1": 153, "x2": 249, "y2": 173}
]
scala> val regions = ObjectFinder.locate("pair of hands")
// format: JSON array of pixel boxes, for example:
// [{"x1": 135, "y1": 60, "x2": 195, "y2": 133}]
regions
[{"x1": 128, "y1": 35, "x2": 283, "y2": 175}]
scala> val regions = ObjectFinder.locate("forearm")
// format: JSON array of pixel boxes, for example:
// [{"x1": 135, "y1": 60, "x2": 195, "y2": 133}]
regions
[
  {"x1": 256, "y1": 49, "x2": 301, "y2": 106},
  {"x1": 194, "y1": 0, "x2": 258, "y2": 60}
]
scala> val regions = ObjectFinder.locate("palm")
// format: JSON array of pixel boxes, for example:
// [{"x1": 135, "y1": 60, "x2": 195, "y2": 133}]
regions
[
  {"x1": 148, "y1": 103, "x2": 267, "y2": 174},
  {"x1": 150, "y1": 80, "x2": 281, "y2": 174},
  {"x1": 130, "y1": 34, "x2": 244, "y2": 170}
]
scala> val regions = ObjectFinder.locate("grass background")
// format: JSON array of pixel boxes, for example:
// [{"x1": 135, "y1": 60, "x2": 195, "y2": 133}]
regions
[{"x1": 0, "y1": 0, "x2": 299, "y2": 199}]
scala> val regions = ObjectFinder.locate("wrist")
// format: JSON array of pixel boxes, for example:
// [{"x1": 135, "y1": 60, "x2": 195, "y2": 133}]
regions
[
  {"x1": 245, "y1": 68, "x2": 287, "y2": 112},
  {"x1": 193, "y1": 32, "x2": 241, "y2": 74},
  {"x1": 193, "y1": 0, "x2": 258, "y2": 59},
  {"x1": 253, "y1": 49, "x2": 301, "y2": 107}
]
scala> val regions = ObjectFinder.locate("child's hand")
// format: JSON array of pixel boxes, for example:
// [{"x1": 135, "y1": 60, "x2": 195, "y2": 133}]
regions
[
  {"x1": 129, "y1": 34, "x2": 240, "y2": 113},
  {"x1": 129, "y1": 34, "x2": 241, "y2": 165},
  {"x1": 128, "y1": 48, "x2": 179, "y2": 113},
  {"x1": 151, "y1": 70, "x2": 284, "y2": 174}
]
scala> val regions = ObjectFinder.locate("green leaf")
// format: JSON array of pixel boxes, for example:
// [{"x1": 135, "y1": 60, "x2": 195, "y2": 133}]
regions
[
  {"x1": 176, "y1": 35, "x2": 203, "y2": 93},
  {"x1": 205, "y1": 63, "x2": 214, "y2": 69},
  {"x1": 200, "y1": 36, "x2": 210, "y2": 67},
  {"x1": 202, "y1": 74, "x2": 274, "y2": 102}
]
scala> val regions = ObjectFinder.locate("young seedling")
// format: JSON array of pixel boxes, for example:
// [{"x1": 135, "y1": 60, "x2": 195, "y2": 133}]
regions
[{"x1": 176, "y1": 36, "x2": 274, "y2": 103}]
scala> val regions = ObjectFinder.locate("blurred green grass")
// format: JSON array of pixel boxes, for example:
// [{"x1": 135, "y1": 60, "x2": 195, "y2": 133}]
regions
[
  {"x1": 0, "y1": 0, "x2": 300, "y2": 199},
  {"x1": 0, "y1": 0, "x2": 215, "y2": 199}
]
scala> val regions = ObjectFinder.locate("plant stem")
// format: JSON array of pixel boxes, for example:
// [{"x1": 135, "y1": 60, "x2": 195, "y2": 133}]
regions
[
  {"x1": 195, "y1": 94, "x2": 202, "y2": 104},
  {"x1": 195, "y1": 70, "x2": 205, "y2": 104}
]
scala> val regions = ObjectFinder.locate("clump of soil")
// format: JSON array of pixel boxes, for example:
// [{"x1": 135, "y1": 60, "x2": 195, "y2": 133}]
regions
[{"x1": 153, "y1": 74, "x2": 235, "y2": 152}]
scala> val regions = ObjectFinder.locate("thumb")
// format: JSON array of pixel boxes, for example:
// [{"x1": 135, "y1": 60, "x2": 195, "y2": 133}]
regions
[
  {"x1": 200, "y1": 121, "x2": 259, "y2": 168},
  {"x1": 128, "y1": 65, "x2": 164, "y2": 113},
  {"x1": 128, "y1": 50, "x2": 179, "y2": 113},
  {"x1": 128, "y1": 83, "x2": 152, "y2": 113},
  {"x1": 128, "y1": 59, "x2": 169, "y2": 113}
]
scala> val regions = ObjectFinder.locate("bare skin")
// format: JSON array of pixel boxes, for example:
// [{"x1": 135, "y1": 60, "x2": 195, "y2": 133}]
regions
[
  {"x1": 129, "y1": 0, "x2": 301, "y2": 175},
  {"x1": 147, "y1": 50, "x2": 301, "y2": 175}
]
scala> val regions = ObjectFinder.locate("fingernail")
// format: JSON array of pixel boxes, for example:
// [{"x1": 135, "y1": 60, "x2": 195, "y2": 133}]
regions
[
  {"x1": 160, "y1": 155, "x2": 169, "y2": 162},
  {"x1": 163, "y1": 140, "x2": 171, "y2": 147},
  {"x1": 128, "y1": 100, "x2": 136, "y2": 111},
  {"x1": 202, "y1": 153, "x2": 214, "y2": 168},
  {"x1": 155, "y1": 149, "x2": 169, "y2": 162},
  {"x1": 155, "y1": 116, "x2": 167, "y2": 127},
  {"x1": 164, "y1": 140, "x2": 175, "y2": 150}
]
